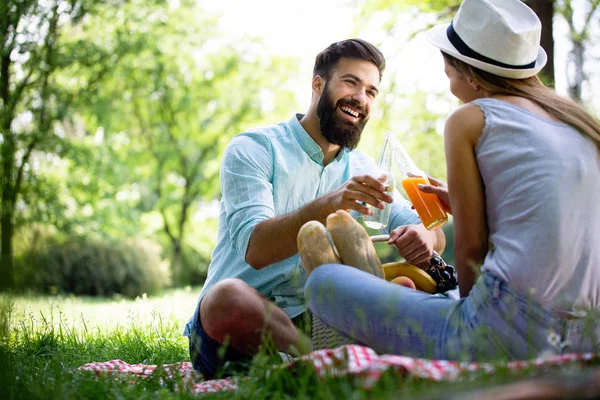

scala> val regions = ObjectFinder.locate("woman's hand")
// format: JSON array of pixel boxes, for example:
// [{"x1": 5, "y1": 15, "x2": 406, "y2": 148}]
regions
[{"x1": 416, "y1": 175, "x2": 452, "y2": 215}]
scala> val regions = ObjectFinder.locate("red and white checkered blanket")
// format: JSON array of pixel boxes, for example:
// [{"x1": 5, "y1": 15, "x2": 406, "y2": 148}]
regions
[{"x1": 77, "y1": 345, "x2": 598, "y2": 394}]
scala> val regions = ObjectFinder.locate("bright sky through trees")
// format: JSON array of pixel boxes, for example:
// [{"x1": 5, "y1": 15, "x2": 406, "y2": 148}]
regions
[
  {"x1": 202, "y1": 0, "x2": 598, "y2": 110},
  {"x1": 202, "y1": 0, "x2": 356, "y2": 110}
]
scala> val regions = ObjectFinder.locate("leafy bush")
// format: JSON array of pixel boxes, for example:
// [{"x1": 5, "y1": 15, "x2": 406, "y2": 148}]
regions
[
  {"x1": 175, "y1": 245, "x2": 210, "y2": 286},
  {"x1": 15, "y1": 234, "x2": 170, "y2": 298}
]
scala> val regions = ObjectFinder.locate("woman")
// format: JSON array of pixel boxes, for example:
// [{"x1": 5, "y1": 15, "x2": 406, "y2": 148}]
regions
[{"x1": 303, "y1": 0, "x2": 600, "y2": 360}]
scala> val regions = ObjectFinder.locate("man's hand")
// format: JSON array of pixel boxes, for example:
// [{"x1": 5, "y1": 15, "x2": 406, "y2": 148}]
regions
[
  {"x1": 388, "y1": 224, "x2": 436, "y2": 265},
  {"x1": 246, "y1": 174, "x2": 392, "y2": 270},
  {"x1": 319, "y1": 174, "x2": 392, "y2": 217}
]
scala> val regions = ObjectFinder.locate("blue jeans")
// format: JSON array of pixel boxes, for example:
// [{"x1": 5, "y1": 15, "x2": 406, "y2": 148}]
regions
[{"x1": 305, "y1": 265, "x2": 600, "y2": 360}]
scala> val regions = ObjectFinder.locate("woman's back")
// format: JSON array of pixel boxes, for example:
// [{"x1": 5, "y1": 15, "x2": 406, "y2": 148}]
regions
[{"x1": 473, "y1": 97, "x2": 600, "y2": 315}]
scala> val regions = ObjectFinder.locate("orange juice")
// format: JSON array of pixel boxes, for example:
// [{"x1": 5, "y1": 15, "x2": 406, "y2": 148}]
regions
[{"x1": 401, "y1": 176, "x2": 448, "y2": 230}]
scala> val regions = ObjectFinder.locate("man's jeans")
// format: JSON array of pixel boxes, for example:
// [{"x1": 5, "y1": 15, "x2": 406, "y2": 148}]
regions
[{"x1": 305, "y1": 265, "x2": 600, "y2": 360}]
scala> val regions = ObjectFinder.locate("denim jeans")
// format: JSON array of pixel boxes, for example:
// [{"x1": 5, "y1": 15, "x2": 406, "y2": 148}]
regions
[{"x1": 305, "y1": 265, "x2": 600, "y2": 361}]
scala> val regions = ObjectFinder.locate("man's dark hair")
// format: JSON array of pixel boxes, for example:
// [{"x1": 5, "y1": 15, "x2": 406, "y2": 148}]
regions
[{"x1": 313, "y1": 38, "x2": 386, "y2": 81}]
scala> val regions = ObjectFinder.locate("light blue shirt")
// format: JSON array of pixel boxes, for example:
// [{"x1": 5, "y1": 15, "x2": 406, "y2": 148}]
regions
[{"x1": 184, "y1": 114, "x2": 420, "y2": 335}]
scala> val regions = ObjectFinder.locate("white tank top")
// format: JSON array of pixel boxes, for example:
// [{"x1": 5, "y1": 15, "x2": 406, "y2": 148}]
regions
[{"x1": 473, "y1": 98, "x2": 600, "y2": 315}]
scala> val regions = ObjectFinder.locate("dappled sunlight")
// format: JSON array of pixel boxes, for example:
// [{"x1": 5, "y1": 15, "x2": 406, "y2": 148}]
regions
[{"x1": 3, "y1": 287, "x2": 200, "y2": 335}]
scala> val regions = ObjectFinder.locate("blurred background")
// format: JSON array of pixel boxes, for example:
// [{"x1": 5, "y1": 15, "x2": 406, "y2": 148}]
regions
[{"x1": 1, "y1": 0, "x2": 598, "y2": 297}]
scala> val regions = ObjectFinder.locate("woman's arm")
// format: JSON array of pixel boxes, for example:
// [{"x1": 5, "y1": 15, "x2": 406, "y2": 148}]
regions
[{"x1": 444, "y1": 103, "x2": 488, "y2": 297}]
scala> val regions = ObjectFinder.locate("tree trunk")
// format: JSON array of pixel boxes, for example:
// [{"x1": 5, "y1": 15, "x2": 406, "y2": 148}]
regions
[
  {"x1": 171, "y1": 240, "x2": 183, "y2": 284},
  {"x1": 0, "y1": 49, "x2": 14, "y2": 290},
  {"x1": 0, "y1": 202, "x2": 14, "y2": 291},
  {"x1": 557, "y1": 0, "x2": 600, "y2": 103},
  {"x1": 0, "y1": 126, "x2": 15, "y2": 291},
  {"x1": 525, "y1": 0, "x2": 555, "y2": 86},
  {"x1": 169, "y1": 197, "x2": 190, "y2": 285},
  {"x1": 569, "y1": 38, "x2": 584, "y2": 101}
]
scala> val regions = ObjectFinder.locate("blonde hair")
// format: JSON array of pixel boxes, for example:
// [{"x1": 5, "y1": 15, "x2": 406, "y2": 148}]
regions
[{"x1": 442, "y1": 53, "x2": 600, "y2": 150}]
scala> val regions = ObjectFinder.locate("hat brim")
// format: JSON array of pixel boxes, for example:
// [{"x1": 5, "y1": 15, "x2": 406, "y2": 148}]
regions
[{"x1": 426, "y1": 24, "x2": 547, "y2": 79}]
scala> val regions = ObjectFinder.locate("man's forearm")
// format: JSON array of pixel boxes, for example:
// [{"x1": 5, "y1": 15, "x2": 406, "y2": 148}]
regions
[
  {"x1": 244, "y1": 197, "x2": 334, "y2": 270},
  {"x1": 244, "y1": 173, "x2": 400, "y2": 270}
]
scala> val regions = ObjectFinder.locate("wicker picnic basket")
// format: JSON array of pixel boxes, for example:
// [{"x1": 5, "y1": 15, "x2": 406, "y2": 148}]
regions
[{"x1": 311, "y1": 316, "x2": 354, "y2": 350}]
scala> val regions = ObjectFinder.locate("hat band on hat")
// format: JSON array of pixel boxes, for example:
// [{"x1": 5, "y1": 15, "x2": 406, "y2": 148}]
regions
[{"x1": 446, "y1": 22, "x2": 536, "y2": 70}]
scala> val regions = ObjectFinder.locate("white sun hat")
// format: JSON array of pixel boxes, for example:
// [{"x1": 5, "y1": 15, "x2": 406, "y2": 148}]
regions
[{"x1": 427, "y1": 0, "x2": 547, "y2": 79}]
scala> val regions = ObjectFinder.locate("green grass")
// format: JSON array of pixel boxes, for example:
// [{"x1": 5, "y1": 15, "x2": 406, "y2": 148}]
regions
[{"x1": 1, "y1": 289, "x2": 597, "y2": 399}]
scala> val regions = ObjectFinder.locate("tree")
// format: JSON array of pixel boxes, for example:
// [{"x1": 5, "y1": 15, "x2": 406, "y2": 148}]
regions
[
  {"x1": 556, "y1": 0, "x2": 600, "y2": 102},
  {"x1": 84, "y1": 1, "x2": 298, "y2": 283},
  {"x1": 525, "y1": 0, "x2": 556, "y2": 85},
  {"x1": 0, "y1": 0, "x2": 101, "y2": 290},
  {"x1": 0, "y1": 0, "x2": 173, "y2": 290}
]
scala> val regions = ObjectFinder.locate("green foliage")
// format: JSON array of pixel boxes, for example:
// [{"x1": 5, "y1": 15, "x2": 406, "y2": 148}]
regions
[
  {"x1": 355, "y1": 0, "x2": 459, "y2": 33},
  {"x1": 58, "y1": 0, "x2": 299, "y2": 284},
  {"x1": 173, "y1": 212, "x2": 218, "y2": 285},
  {"x1": 396, "y1": 92, "x2": 448, "y2": 180},
  {"x1": 441, "y1": 217, "x2": 455, "y2": 265},
  {"x1": 1, "y1": 0, "x2": 154, "y2": 288},
  {"x1": 15, "y1": 233, "x2": 170, "y2": 297},
  {"x1": 2, "y1": 0, "x2": 300, "y2": 289},
  {"x1": 175, "y1": 245, "x2": 211, "y2": 286}
]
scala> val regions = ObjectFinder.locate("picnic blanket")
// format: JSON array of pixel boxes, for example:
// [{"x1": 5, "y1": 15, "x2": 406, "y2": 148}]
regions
[{"x1": 77, "y1": 344, "x2": 598, "y2": 394}]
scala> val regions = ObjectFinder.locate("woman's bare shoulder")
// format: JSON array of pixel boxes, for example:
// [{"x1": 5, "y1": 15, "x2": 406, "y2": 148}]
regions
[{"x1": 445, "y1": 102, "x2": 486, "y2": 144}]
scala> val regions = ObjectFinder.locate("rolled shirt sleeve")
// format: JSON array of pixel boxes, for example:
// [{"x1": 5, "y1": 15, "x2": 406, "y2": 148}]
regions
[
  {"x1": 387, "y1": 190, "x2": 421, "y2": 232},
  {"x1": 221, "y1": 133, "x2": 276, "y2": 259}
]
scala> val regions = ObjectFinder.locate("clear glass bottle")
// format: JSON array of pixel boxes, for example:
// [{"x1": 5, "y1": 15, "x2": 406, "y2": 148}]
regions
[{"x1": 364, "y1": 132, "x2": 396, "y2": 230}]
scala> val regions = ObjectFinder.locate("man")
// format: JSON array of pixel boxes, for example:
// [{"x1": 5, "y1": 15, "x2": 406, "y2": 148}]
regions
[{"x1": 184, "y1": 39, "x2": 446, "y2": 379}]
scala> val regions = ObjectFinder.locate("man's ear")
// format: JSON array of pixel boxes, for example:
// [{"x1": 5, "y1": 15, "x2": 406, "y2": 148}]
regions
[{"x1": 312, "y1": 75, "x2": 325, "y2": 96}]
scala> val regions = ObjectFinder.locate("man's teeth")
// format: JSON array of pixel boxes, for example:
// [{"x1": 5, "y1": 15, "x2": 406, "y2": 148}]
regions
[{"x1": 341, "y1": 106, "x2": 359, "y2": 118}]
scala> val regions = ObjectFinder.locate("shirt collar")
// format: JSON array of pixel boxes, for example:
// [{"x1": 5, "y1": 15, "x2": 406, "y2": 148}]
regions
[{"x1": 288, "y1": 114, "x2": 348, "y2": 164}]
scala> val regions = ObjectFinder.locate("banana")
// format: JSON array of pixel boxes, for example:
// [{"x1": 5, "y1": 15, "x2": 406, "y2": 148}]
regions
[
  {"x1": 297, "y1": 220, "x2": 341, "y2": 275},
  {"x1": 382, "y1": 262, "x2": 437, "y2": 294},
  {"x1": 326, "y1": 210, "x2": 385, "y2": 279}
]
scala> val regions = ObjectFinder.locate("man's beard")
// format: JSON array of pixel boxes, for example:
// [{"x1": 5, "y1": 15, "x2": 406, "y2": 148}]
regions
[{"x1": 316, "y1": 83, "x2": 368, "y2": 151}]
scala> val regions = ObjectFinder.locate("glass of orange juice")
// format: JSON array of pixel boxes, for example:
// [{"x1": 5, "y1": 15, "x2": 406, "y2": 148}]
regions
[
  {"x1": 390, "y1": 136, "x2": 448, "y2": 230},
  {"x1": 401, "y1": 175, "x2": 448, "y2": 230}
]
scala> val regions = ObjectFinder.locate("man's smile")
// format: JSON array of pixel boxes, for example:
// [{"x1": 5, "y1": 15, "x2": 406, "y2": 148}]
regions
[{"x1": 338, "y1": 104, "x2": 363, "y2": 121}]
